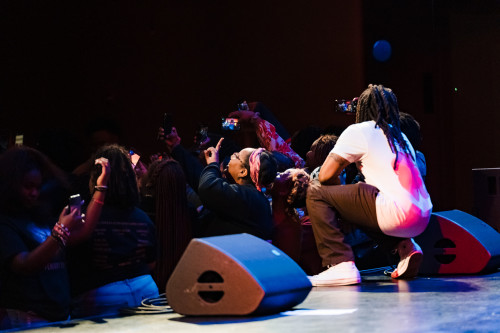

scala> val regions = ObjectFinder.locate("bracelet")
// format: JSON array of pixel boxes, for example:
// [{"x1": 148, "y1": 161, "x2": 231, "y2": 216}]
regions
[
  {"x1": 95, "y1": 185, "x2": 108, "y2": 192},
  {"x1": 93, "y1": 198, "x2": 105, "y2": 205},
  {"x1": 51, "y1": 222, "x2": 70, "y2": 247}
]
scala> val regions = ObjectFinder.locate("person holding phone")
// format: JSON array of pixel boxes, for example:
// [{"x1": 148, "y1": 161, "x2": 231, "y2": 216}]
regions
[
  {"x1": 197, "y1": 138, "x2": 278, "y2": 240},
  {"x1": 69, "y1": 144, "x2": 158, "y2": 318},
  {"x1": 306, "y1": 85, "x2": 432, "y2": 286},
  {"x1": 0, "y1": 147, "x2": 110, "y2": 329}
]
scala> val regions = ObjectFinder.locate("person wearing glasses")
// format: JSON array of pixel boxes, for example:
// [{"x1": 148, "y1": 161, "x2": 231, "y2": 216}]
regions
[{"x1": 198, "y1": 139, "x2": 278, "y2": 240}]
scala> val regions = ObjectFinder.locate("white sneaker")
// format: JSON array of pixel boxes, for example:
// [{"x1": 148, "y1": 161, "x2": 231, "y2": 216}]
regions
[
  {"x1": 391, "y1": 238, "x2": 423, "y2": 279},
  {"x1": 308, "y1": 261, "x2": 361, "y2": 286}
]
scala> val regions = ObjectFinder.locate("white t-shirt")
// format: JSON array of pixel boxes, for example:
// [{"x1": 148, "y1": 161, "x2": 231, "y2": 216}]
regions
[{"x1": 331, "y1": 121, "x2": 433, "y2": 237}]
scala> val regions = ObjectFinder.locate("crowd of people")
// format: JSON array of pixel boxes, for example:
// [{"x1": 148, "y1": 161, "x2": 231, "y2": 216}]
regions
[{"x1": 0, "y1": 84, "x2": 432, "y2": 329}]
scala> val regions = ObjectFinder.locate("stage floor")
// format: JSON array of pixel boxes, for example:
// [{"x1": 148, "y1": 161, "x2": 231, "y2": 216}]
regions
[{"x1": 9, "y1": 268, "x2": 500, "y2": 333}]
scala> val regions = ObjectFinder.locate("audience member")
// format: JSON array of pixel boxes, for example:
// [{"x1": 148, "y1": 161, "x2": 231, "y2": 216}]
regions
[
  {"x1": 270, "y1": 168, "x2": 323, "y2": 275},
  {"x1": 160, "y1": 127, "x2": 207, "y2": 193},
  {"x1": 305, "y1": 134, "x2": 338, "y2": 174},
  {"x1": 290, "y1": 125, "x2": 323, "y2": 161},
  {"x1": 271, "y1": 151, "x2": 296, "y2": 172},
  {"x1": 399, "y1": 112, "x2": 427, "y2": 180},
  {"x1": 71, "y1": 117, "x2": 122, "y2": 203},
  {"x1": 0, "y1": 92, "x2": 436, "y2": 328},
  {"x1": 69, "y1": 144, "x2": 158, "y2": 317},
  {"x1": 228, "y1": 110, "x2": 304, "y2": 168},
  {"x1": 0, "y1": 147, "x2": 108, "y2": 329},
  {"x1": 306, "y1": 84, "x2": 433, "y2": 286},
  {"x1": 246, "y1": 101, "x2": 292, "y2": 143},
  {"x1": 140, "y1": 158, "x2": 194, "y2": 289},
  {"x1": 198, "y1": 139, "x2": 278, "y2": 240}
]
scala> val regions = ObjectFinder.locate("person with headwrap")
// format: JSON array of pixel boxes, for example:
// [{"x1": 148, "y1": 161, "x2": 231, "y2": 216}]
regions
[{"x1": 198, "y1": 139, "x2": 278, "y2": 240}]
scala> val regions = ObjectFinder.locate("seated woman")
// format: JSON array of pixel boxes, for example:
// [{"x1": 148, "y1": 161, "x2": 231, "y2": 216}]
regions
[
  {"x1": 140, "y1": 158, "x2": 194, "y2": 290},
  {"x1": 0, "y1": 147, "x2": 108, "y2": 329},
  {"x1": 198, "y1": 139, "x2": 278, "y2": 240},
  {"x1": 69, "y1": 144, "x2": 158, "y2": 317}
]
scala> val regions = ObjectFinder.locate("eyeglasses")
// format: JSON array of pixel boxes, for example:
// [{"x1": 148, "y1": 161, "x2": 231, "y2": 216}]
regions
[
  {"x1": 231, "y1": 152, "x2": 248, "y2": 168},
  {"x1": 232, "y1": 152, "x2": 242, "y2": 161}
]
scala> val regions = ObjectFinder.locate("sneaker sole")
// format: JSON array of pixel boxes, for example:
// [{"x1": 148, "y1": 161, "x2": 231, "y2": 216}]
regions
[
  {"x1": 391, "y1": 250, "x2": 423, "y2": 279},
  {"x1": 309, "y1": 276, "x2": 361, "y2": 287}
]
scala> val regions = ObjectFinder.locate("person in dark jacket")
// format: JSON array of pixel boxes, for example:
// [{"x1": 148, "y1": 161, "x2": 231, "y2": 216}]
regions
[{"x1": 198, "y1": 139, "x2": 278, "y2": 240}]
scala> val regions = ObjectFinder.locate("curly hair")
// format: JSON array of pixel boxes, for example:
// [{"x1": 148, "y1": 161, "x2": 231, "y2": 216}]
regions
[
  {"x1": 278, "y1": 168, "x2": 310, "y2": 216},
  {"x1": 89, "y1": 144, "x2": 139, "y2": 209},
  {"x1": 308, "y1": 134, "x2": 338, "y2": 170}
]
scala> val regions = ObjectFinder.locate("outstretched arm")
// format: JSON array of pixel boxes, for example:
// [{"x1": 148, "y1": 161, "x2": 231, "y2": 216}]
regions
[
  {"x1": 7, "y1": 207, "x2": 81, "y2": 275},
  {"x1": 248, "y1": 101, "x2": 291, "y2": 143},
  {"x1": 159, "y1": 126, "x2": 204, "y2": 192},
  {"x1": 229, "y1": 110, "x2": 305, "y2": 168}
]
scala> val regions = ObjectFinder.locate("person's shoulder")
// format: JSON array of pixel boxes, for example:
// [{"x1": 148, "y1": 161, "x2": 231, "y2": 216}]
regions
[
  {"x1": 356, "y1": 120, "x2": 377, "y2": 129},
  {"x1": 338, "y1": 122, "x2": 371, "y2": 140},
  {"x1": 342, "y1": 121, "x2": 372, "y2": 132}
]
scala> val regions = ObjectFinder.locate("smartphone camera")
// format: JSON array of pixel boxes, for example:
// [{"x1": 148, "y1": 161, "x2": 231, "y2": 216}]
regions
[
  {"x1": 221, "y1": 117, "x2": 240, "y2": 131},
  {"x1": 67, "y1": 194, "x2": 82, "y2": 215},
  {"x1": 237, "y1": 101, "x2": 249, "y2": 111},
  {"x1": 335, "y1": 98, "x2": 358, "y2": 114},
  {"x1": 194, "y1": 125, "x2": 208, "y2": 146}
]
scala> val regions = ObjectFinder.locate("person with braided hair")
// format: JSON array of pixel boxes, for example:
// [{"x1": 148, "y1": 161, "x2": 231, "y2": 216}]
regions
[
  {"x1": 140, "y1": 158, "x2": 194, "y2": 289},
  {"x1": 198, "y1": 138, "x2": 278, "y2": 240},
  {"x1": 306, "y1": 84, "x2": 432, "y2": 286}
]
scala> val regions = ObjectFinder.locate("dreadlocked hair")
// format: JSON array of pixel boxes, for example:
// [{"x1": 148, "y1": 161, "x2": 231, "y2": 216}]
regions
[
  {"x1": 147, "y1": 158, "x2": 192, "y2": 288},
  {"x1": 356, "y1": 84, "x2": 412, "y2": 169}
]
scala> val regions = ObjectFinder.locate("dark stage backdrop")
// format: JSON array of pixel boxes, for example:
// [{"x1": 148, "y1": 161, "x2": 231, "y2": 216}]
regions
[
  {"x1": 362, "y1": 1, "x2": 500, "y2": 214},
  {"x1": 0, "y1": 1, "x2": 364, "y2": 157},
  {"x1": 1, "y1": 1, "x2": 499, "y2": 214}
]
